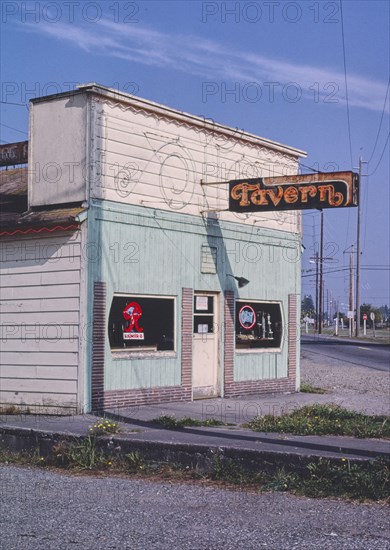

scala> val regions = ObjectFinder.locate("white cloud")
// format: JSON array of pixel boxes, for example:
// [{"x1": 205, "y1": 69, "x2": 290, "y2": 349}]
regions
[{"x1": 20, "y1": 19, "x2": 389, "y2": 113}]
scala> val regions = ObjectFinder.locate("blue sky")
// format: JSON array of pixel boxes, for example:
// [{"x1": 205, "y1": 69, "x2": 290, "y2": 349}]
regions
[{"x1": 1, "y1": 0, "x2": 389, "y2": 311}]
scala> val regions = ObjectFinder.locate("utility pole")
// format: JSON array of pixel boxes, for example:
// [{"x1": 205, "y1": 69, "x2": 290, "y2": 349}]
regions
[
  {"x1": 355, "y1": 156, "x2": 367, "y2": 336},
  {"x1": 319, "y1": 211, "x2": 324, "y2": 334},
  {"x1": 349, "y1": 244, "x2": 354, "y2": 337},
  {"x1": 327, "y1": 288, "x2": 329, "y2": 326},
  {"x1": 311, "y1": 211, "x2": 333, "y2": 334},
  {"x1": 315, "y1": 251, "x2": 319, "y2": 330},
  {"x1": 329, "y1": 289, "x2": 333, "y2": 324}
]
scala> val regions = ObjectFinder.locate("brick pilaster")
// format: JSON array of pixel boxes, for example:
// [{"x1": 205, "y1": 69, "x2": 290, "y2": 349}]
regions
[
  {"x1": 91, "y1": 281, "x2": 106, "y2": 412},
  {"x1": 224, "y1": 290, "x2": 235, "y2": 388},
  {"x1": 287, "y1": 293, "x2": 298, "y2": 384},
  {"x1": 181, "y1": 288, "x2": 193, "y2": 396}
]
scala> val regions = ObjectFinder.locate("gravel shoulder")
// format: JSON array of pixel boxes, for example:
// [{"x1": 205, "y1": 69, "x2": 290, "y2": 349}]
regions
[
  {"x1": 300, "y1": 350, "x2": 390, "y2": 416},
  {"x1": 1, "y1": 465, "x2": 389, "y2": 550}
]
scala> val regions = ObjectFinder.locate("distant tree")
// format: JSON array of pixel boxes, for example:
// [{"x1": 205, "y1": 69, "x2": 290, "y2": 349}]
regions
[
  {"x1": 371, "y1": 307, "x2": 383, "y2": 323},
  {"x1": 301, "y1": 295, "x2": 315, "y2": 318},
  {"x1": 360, "y1": 303, "x2": 383, "y2": 324},
  {"x1": 379, "y1": 304, "x2": 389, "y2": 321}
]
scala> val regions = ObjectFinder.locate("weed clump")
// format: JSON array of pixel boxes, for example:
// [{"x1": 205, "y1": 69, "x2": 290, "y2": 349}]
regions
[
  {"x1": 52, "y1": 437, "x2": 107, "y2": 470},
  {"x1": 247, "y1": 404, "x2": 390, "y2": 438},
  {"x1": 89, "y1": 418, "x2": 120, "y2": 436},
  {"x1": 152, "y1": 415, "x2": 227, "y2": 429},
  {"x1": 300, "y1": 383, "x2": 326, "y2": 394}
]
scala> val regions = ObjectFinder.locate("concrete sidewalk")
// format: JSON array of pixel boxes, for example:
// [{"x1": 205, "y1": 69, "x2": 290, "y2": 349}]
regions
[{"x1": 1, "y1": 391, "x2": 389, "y2": 468}]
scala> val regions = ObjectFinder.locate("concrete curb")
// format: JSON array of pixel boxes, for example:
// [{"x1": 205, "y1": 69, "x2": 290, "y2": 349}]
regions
[{"x1": 1, "y1": 426, "x2": 388, "y2": 477}]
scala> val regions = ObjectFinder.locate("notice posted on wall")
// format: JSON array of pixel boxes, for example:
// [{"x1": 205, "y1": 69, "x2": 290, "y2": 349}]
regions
[{"x1": 196, "y1": 296, "x2": 208, "y2": 311}]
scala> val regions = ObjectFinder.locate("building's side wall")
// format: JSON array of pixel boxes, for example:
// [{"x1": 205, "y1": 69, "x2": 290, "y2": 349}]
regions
[
  {"x1": 0, "y1": 230, "x2": 86, "y2": 413},
  {"x1": 29, "y1": 94, "x2": 88, "y2": 208},
  {"x1": 86, "y1": 200, "x2": 300, "y2": 409},
  {"x1": 91, "y1": 98, "x2": 300, "y2": 234}
]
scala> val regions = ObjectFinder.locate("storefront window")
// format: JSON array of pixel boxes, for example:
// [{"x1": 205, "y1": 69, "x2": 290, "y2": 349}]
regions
[
  {"x1": 108, "y1": 295, "x2": 175, "y2": 351},
  {"x1": 235, "y1": 300, "x2": 283, "y2": 349}
]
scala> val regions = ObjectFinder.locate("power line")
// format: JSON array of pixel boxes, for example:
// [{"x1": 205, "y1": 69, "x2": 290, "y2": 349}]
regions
[
  {"x1": 299, "y1": 162, "x2": 323, "y2": 174},
  {"x1": 0, "y1": 123, "x2": 28, "y2": 135},
  {"x1": 301, "y1": 266, "x2": 390, "y2": 278},
  {"x1": 0, "y1": 100, "x2": 27, "y2": 107},
  {"x1": 339, "y1": 0, "x2": 353, "y2": 167},
  {"x1": 368, "y1": 77, "x2": 390, "y2": 164},
  {"x1": 367, "y1": 131, "x2": 390, "y2": 176}
]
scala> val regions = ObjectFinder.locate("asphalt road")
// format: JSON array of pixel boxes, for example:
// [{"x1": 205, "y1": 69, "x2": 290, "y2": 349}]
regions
[
  {"x1": 1, "y1": 465, "x2": 389, "y2": 550},
  {"x1": 301, "y1": 335, "x2": 390, "y2": 372}
]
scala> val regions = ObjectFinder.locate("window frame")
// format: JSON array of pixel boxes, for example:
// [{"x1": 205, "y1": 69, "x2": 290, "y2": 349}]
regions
[
  {"x1": 108, "y1": 293, "x2": 177, "y2": 354},
  {"x1": 235, "y1": 299, "x2": 284, "y2": 353}
]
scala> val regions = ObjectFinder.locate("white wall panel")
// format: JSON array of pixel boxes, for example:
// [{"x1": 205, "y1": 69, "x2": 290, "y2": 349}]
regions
[
  {"x1": 0, "y1": 232, "x2": 84, "y2": 412},
  {"x1": 91, "y1": 100, "x2": 301, "y2": 234}
]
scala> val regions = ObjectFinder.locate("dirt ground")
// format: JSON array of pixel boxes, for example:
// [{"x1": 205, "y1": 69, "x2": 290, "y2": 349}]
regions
[{"x1": 300, "y1": 350, "x2": 390, "y2": 416}]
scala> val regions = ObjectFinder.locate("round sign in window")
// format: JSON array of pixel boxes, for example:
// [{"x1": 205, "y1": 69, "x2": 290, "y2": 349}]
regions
[{"x1": 239, "y1": 305, "x2": 256, "y2": 330}]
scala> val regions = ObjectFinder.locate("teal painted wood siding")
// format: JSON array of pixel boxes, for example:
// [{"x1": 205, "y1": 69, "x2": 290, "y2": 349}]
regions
[{"x1": 86, "y1": 199, "x2": 301, "y2": 393}]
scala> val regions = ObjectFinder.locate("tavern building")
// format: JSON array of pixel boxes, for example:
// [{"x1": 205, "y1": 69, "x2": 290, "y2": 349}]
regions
[{"x1": 0, "y1": 84, "x2": 306, "y2": 414}]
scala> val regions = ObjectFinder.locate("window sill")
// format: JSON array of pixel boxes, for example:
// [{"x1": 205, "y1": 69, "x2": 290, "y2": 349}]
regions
[
  {"x1": 235, "y1": 347, "x2": 282, "y2": 354},
  {"x1": 111, "y1": 350, "x2": 177, "y2": 360}
]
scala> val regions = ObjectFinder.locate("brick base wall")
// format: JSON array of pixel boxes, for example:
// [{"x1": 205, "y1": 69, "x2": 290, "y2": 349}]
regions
[{"x1": 103, "y1": 385, "x2": 192, "y2": 409}]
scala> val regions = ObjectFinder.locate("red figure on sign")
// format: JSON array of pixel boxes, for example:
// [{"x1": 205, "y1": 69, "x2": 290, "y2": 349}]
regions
[{"x1": 123, "y1": 302, "x2": 143, "y2": 333}]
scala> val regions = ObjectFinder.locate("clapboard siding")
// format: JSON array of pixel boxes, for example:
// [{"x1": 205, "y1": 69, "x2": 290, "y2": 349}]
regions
[
  {"x1": 0, "y1": 284, "x2": 80, "y2": 300},
  {"x1": 92, "y1": 100, "x2": 301, "y2": 234},
  {"x1": 1, "y1": 297, "x2": 80, "y2": 314},
  {"x1": 0, "y1": 241, "x2": 82, "y2": 264},
  {"x1": 0, "y1": 270, "x2": 80, "y2": 288},
  {"x1": 0, "y1": 365, "x2": 78, "y2": 380},
  {"x1": 0, "y1": 337, "x2": 79, "y2": 353},
  {"x1": 0, "y1": 256, "x2": 81, "y2": 275},
  {"x1": 1, "y1": 311, "x2": 79, "y2": 325},
  {"x1": 0, "y1": 351, "x2": 78, "y2": 366},
  {"x1": 0, "y1": 378, "x2": 77, "y2": 394},
  {"x1": 0, "y1": 231, "x2": 83, "y2": 412},
  {"x1": 0, "y1": 391, "x2": 77, "y2": 409}
]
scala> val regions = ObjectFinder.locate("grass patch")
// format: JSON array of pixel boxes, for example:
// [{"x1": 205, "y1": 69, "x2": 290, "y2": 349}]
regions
[
  {"x1": 52, "y1": 437, "x2": 108, "y2": 470},
  {"x1": 152, "y1": 415, "x2": 228, "y2": 429},
  {"x1": 1, "y1": 442, "x2": 388, "y2": 501},
  {"x1": 209, "y1": 452, "x2": 389, "y2": 501},
  {"x1": 247, "y1": 403, "x2": 390, "y2": 438},
  {"x1": 126, "y1": 451, "x2": 147, "y2": 473},
  {"x1": 300, "y1": 383, "x2": 326, "y2": 394},
  {"x1": 0, "y1": 447, "x2": 45, "y2": 467}
]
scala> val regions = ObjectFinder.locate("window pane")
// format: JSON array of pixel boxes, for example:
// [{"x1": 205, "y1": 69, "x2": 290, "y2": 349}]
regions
[
  {"x1": 193, "y1": 315, "x2": 215, "y2": 333},
  {"x1": 108, "y1": 296, "x2": 174, "y2": 351},
  {"x1": 235, "y1": 301, "x2": 283, "y2": 349}
]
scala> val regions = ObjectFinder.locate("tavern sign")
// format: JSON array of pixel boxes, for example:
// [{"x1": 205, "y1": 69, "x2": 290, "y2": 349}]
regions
[{"x1": 228, "y1": 171, "x2": 359, "y2": 212}]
